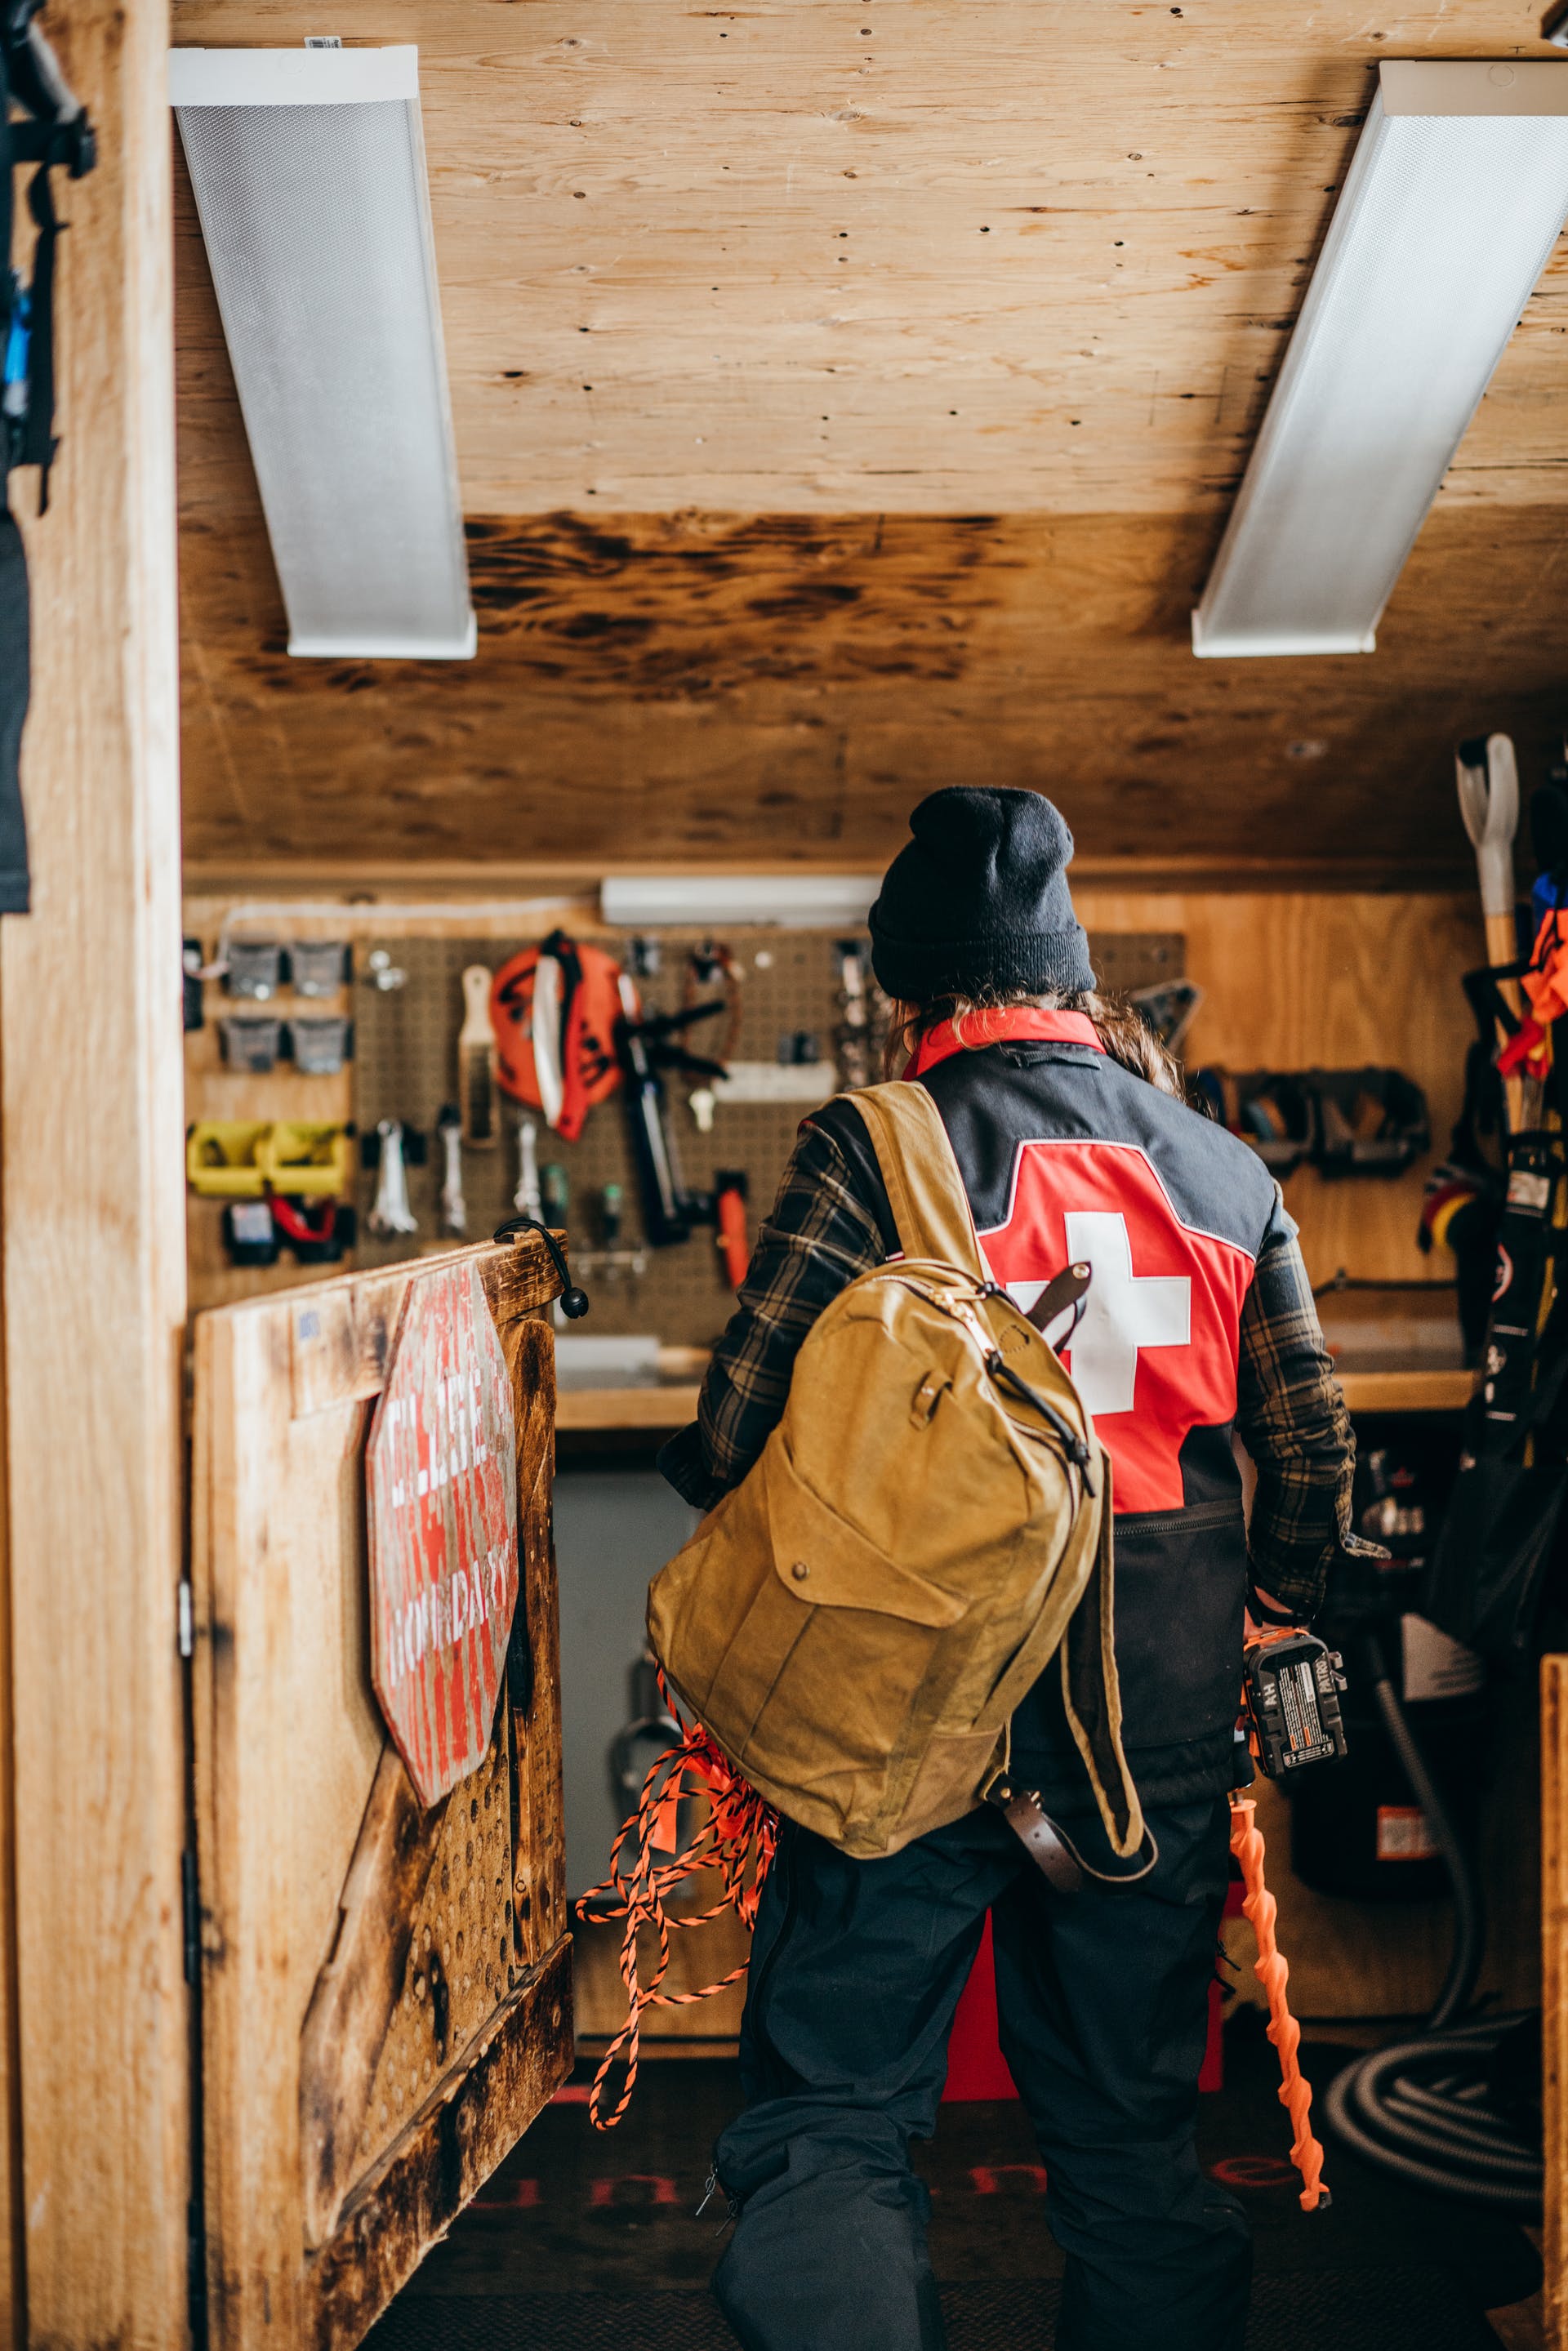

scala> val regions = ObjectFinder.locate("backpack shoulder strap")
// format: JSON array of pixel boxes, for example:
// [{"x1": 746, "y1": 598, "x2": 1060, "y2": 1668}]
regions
[{"x1": 848, "y1": 1081, "x2": 987, "y2": 1280}]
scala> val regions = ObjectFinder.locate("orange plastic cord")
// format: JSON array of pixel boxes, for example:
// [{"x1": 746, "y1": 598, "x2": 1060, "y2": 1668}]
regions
[
  {"x1": 576, "y1": 1692, "x2": 777, "y2": 2131},
  {"x1": 1228, "y1": 1791, "x2": 1330, "y2": 2211}
]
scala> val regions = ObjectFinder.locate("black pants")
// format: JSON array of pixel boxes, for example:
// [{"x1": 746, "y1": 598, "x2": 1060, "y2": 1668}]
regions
[{"x1": 711, "y1": 1797, "x2": 1248, "y2": 2351}]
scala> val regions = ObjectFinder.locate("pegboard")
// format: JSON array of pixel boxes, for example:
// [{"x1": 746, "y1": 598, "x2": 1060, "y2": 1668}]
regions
[{"x1": 353, "y1": 928, "x2": 1184, "y2": 1347}]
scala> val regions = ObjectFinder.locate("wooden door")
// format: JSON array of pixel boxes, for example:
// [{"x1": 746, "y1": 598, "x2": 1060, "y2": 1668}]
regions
[{"x1": 189, "y1": 1235, "x2": 572, "y2": 2348}]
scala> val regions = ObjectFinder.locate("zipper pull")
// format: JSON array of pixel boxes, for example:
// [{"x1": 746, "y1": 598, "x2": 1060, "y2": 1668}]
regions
[{"x1": 695, "y1": 2162, "x2": 740, "y2": 2233}]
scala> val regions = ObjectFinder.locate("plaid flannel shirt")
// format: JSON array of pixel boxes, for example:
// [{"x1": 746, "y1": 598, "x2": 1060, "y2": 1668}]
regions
[{"x1": 659, "y1": 1117, "x2": 1355, "y2": 1619}]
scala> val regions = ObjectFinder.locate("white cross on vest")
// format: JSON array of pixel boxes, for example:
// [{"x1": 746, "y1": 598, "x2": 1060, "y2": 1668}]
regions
[{"x1": 1013, "y1": 1210, "x2": 1192, "y2": 1420}]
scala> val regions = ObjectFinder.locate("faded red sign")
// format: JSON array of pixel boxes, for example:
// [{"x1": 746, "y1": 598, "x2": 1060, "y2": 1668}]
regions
[{"x1": 367, "y1": 1259, "x2": 519, "y2": 1807}]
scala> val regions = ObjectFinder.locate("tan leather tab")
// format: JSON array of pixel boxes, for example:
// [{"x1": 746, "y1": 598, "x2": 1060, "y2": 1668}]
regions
[{"x1": 849, "y1": 1082, "x2": 987, "y2": 1278}]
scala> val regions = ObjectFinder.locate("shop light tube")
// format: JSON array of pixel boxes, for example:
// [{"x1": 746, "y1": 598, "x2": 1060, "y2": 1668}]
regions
[
  {"x1": 600, "y1": 875, "x2": 881, "y2": 929},
  {"x1": 1192, "y1": 60, "x2": 1568, "y2": 659},
  {"x1": 170, "y1": 45, "x2": 475, "y2": 660}
]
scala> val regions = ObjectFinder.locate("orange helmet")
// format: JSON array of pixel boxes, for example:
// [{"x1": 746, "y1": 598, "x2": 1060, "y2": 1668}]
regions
[{"x1": 490, "y1": 930, "x2": 630, "y2": 1143}]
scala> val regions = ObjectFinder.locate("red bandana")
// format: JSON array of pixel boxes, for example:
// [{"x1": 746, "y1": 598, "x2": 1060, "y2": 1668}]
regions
[{"x1": 905, "y1": 1006, "x2": 1105, "y2": 1077}]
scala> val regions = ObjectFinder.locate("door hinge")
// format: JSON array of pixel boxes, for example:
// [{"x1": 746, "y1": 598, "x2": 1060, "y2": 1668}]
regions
[
  {"x1": 177, "y1": 1578, "x2": 194, "y2": 1659},
  {"x1": 181, "y1": 1849, "x2": 200, "y2": 1986}
]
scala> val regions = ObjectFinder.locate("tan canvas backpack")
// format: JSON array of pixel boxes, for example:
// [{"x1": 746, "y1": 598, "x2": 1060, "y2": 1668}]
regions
[{"x1": 646, "y1": 1080, "x2": 1147, "y2": 1870}]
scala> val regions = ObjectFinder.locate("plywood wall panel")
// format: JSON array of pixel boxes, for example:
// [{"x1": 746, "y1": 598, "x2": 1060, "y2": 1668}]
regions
[
  {"x1": 169, "y1": 0, "x2": 1568, "y2": 519},
  {"x1": 179, "y1": 503, "x2": 1568, "y2": 880},
  {"x1": 1547, "y1": 1655, "x2": 1568, "y2": 2351},
  {"x1": 172, "y1": 0, "x2": 1568, "y2": 879},
  {"x1": 0, "y1": 0, "x2": 190, "y2": 2335}
]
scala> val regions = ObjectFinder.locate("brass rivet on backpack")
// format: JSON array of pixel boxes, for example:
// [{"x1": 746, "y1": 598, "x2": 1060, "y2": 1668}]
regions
[{"x1": 791, "y1": 1560, "x2": 810, "y2": 1581}]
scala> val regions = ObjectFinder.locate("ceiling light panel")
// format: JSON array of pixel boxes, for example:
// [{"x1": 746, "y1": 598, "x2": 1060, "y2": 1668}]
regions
[
  {"x1": 1193, "y1": 61, "x2": 1568, "y2": 660},
  {"x1": 171, "y1": 47, "x2": 474, "y2": 660},
  {"x1": 600, "y1": 875, "x2": 882, "y2": 928}
]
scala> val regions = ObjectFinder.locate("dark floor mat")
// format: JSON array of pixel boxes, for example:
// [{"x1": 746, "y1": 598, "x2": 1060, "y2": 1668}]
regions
[
  {"x1": 367, "y1": 2022, "x2": 1539, "y2": 2344},
  {"x1": 367, "y1": 2270, "x2": 1507, "y2": 2351}
]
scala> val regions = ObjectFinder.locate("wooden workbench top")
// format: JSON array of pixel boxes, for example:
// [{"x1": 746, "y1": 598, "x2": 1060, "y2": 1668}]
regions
[
  {"x1": 555, "y1": 1384, "x2": 703, "y2": 1432},
  {"x1": 553, "y1": 1364, "x2": 1477, "y2": 1433},
  {"x1": 1334, "y1": 1365, "x2": 1476, "y2": 1414}
]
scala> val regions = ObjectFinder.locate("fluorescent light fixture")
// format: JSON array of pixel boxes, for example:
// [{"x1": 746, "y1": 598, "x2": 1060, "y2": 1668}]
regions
[
  {"x1": 171, "y1": 46, "x2": 474, "y2": 660},
  {"x1": 1193, "y1": 61, "x2": 1568, "y2": 659},
  {"x1": 600, "y1": 875, "x2": 881, "y2": 929}
]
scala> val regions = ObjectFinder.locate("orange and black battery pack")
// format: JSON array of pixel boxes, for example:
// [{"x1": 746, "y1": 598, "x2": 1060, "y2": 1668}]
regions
[{"x1": 1242, "y1": 1632, "x2": 1350, "y2": 1779}]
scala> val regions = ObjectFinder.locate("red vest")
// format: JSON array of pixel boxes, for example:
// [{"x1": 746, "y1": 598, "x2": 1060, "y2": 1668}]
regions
[
  {"x1": 819, "y1": 1013, "x2": 1280, "y2": 1805},
  {"x1": 909, "y1": 1011, "x2": 1255, "y2": 1514}
]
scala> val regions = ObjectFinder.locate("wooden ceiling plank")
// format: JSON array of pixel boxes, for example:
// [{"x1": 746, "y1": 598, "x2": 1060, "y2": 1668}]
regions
[{"x1": 170, "y1": 0, "x2": 1568, "y2": 875}]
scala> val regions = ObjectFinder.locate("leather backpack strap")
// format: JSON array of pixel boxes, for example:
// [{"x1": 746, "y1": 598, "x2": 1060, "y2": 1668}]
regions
[{"x1": 849, "y1": 1080, "x2": 987, "y2": 1278}]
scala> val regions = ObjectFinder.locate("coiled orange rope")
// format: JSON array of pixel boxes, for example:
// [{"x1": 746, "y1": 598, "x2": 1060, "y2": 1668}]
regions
[
  {"x1": 576, "y1": 1692, "x2": 777, "y2": 2131},
  {"x1": 1228, "y1": 1791, "x2": 1330, "y2": 2211}
]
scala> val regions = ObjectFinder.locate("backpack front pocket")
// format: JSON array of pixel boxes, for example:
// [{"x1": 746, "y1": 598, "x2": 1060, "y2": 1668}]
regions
[{"x1": 718, "y1": 1445, "x2": 969, "y2": 1825}]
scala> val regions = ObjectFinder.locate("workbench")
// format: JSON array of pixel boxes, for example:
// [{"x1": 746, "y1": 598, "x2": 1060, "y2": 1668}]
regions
[{"x1": 554, "y1": 1361, "x2": 1477, "y2": 1434}]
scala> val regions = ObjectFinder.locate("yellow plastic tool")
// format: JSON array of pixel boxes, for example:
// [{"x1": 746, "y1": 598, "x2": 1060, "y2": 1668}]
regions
[
  {"x1": 257, "y1": 1122, "x2": 354, "y2": 1199},
  {"x1": 185, "y1": 1120, "x2": 271, "y2": 1199},
  {"x1": 185, "y1": 1120, "x2": 353, "y2": 1200}
]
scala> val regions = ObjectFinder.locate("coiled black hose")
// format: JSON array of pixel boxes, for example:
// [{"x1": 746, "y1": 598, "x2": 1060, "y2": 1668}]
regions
[{"x1": 1321, "y1": 1632, "x2": 1543, "y2": 2215}]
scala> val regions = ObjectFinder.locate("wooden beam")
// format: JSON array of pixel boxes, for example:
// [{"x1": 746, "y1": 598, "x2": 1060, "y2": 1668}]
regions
[
  {"x1": 0, "y1": 987, "x2": 20, "y2": 2343},
  {"x1": 0, "y1": 0, "x2": 189, "y2": 2334},
  {"x1": 1546, "y1": 1655, "x2": 1567, "y2": 2351}
]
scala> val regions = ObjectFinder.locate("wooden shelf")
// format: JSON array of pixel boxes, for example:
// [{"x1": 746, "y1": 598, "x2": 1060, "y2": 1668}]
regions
[
  {"x1": 555, "y1": 1362, "x2": 1476, "y2": 1434},
  {"x1": 555, "y1": 1384, "x2": 702, "y2": 1433},
  {"x1": 1334, "y1": 1365, "x2": 1476, "y2": 1415}
]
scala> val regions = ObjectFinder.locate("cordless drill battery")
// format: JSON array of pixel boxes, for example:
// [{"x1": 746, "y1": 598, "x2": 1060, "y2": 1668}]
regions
[{"x1": 1242, "y1": 1632, "x2": 1350, "y2": 1778}]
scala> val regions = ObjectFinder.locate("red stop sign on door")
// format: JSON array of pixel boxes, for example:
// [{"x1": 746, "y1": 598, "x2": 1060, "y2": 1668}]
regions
[{"x1": 367, "y1": 1259, "x2": 520, "y2": 1808}]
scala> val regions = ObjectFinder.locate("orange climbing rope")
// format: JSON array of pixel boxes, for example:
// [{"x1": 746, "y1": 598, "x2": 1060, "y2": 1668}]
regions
[
  {"x1": 576, "y1": 1688, "x2": 777, "y2": 2131},
  {"x1": 1228, "y1": 1790, "x2": 1330, "y2": 2211}
]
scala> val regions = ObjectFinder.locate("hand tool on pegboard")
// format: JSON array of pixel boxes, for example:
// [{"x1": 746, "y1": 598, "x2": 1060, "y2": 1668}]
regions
[
  {"x1": 681, "y1": 939, "x2": 743, "y2": 1061},
  {"x1": 513, "y1": 1112, "x2": 543, "y2": 1220},
  {"x1": 1456, "y1": 734, "x2": 1527, "y2": 1134},
  {"x1": 491, "y1": 930, "x2": 626, "y2": 1139},
  {"x1": 437, "y1": 1102, "x2": 466, "y2": 1235},
  {"x1": 613, "y1": 974, "x2": 728, "y2": 1247},
  {"x1": 366, "y1": 1119, "x2": 421, "y2": 1237},
  {"x1": 715, "y1": 1169, "x2": 750, "y2": 1288},
  {"x1": 459, "y1": 964, "x2": 497, "y2": 1148}
]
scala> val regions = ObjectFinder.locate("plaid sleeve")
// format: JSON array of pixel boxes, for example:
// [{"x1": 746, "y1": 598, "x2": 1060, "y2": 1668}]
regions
[
  {"x1": 657, "y1": 1119, "x2": 884, "y2": 1510},
  {"x1": 1235, "y1": 1186, "x2": 1356, "y2": 1618}
]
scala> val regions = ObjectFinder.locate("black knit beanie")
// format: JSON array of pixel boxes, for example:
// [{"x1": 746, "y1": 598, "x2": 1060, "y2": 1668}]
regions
[{"x1": 868, "y1": 788, "x2": 1095, "y2": 1004}]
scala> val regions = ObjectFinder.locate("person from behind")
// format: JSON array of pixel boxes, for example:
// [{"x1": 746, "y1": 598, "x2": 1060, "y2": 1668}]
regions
[{"x1": 659, "y1": 786, "x2": 1357, "y2": 2351}]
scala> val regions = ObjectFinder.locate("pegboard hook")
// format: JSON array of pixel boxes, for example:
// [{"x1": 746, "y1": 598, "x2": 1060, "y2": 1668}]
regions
[{"x1": 493, "y1": 1213, "x2": 590, "y2": 1320}]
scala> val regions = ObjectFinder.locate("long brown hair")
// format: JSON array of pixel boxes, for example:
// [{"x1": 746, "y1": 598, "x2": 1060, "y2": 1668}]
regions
[{"x1": 883, "y1": 986, "x2": 1186, "y2": 1098}]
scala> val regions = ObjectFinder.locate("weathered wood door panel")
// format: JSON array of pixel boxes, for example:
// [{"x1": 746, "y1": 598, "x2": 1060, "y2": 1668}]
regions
[{"x1": 190, "y1": 1238, "x2": 572, "y2": 2349}]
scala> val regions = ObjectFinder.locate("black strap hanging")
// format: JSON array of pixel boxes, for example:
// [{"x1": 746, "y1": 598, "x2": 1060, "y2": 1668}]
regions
[
  {"x1": 1, "y1": 7, "x2": 95, "y2": 515},
  {"x1": 14, "y1": 160, "x2": 59, "y2": 505}
]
